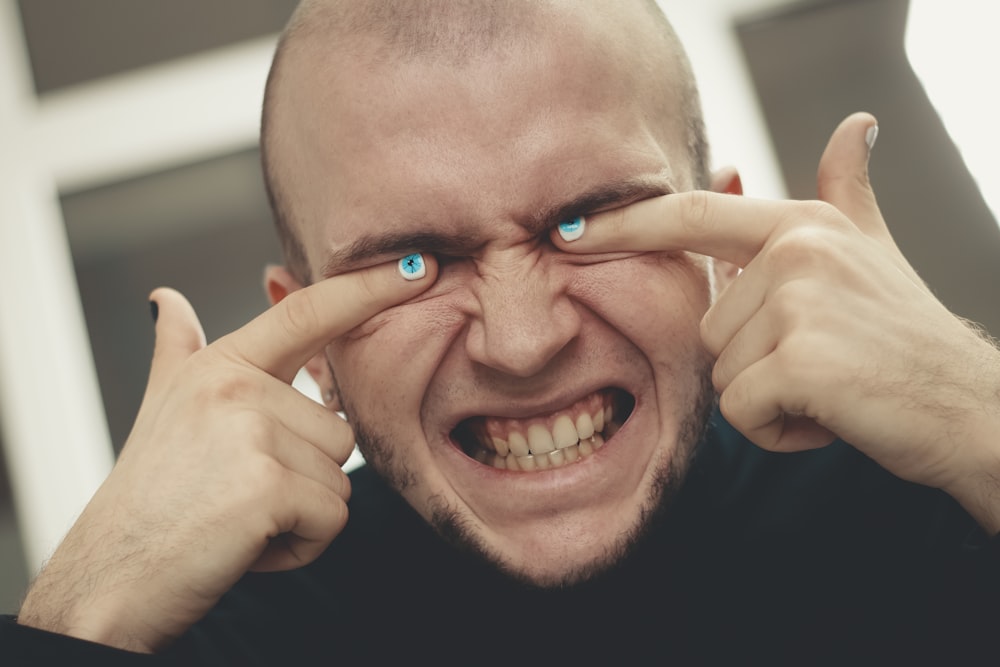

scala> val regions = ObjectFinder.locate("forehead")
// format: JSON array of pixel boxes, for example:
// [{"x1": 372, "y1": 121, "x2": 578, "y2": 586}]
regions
[{"x1": 276, "y1": 3, "x2": 691, "y2": 274}]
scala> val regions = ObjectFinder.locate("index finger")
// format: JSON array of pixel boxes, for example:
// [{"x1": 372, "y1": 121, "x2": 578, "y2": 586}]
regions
[
  {"x1": 220, "y1": 253, "x2": 437, "y2": 383},
  {"x1": 551, "y1": 192, "x2": 793, "y2": 267}
]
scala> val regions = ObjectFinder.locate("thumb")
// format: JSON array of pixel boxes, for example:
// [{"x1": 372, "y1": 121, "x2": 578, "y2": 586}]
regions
[
  {"x1": 145, "y1": 287, "x2": 206, "y2": 400},
  {"x1": 816, "y1": 111, "x2": 891, "y2": 243}
]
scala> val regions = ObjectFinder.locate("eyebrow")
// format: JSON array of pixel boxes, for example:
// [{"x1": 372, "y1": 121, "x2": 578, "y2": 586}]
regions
[{"x1": 318, "y1": 174, "x2": 674, "y2": 278}]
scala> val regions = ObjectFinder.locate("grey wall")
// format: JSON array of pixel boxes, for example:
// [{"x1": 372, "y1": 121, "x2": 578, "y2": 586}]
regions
[{"x1": 738, "y1": 0, "x2": 1000, "y2": 335}]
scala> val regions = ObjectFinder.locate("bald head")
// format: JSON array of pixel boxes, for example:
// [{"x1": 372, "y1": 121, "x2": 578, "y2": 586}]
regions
[
  {"x1": 282, "y1": 0, "x2": 540, "y2": 64},
  {"x1": 261, "y1": 0, "x2": 708, "y2": 284}
]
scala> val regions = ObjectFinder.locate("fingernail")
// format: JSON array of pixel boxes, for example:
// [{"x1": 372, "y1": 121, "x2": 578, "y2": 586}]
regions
[
  {"x1": 865, "y1": 124, "x2": 879, "y2": 152},
  {"x1": 398, "y1": 253, "x2": 427, "y2": 281},
  {"x1": 149, "y1": 300, "x2": 159, "y2": 324},
  {"x1": 558, "y1": 216, "x2": 586, "y2": 242}
]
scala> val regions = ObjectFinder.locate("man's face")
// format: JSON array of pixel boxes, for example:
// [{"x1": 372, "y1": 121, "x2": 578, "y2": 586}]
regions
[{"x1": 276, "y1": 6, "x2": 717, "y2": 584}]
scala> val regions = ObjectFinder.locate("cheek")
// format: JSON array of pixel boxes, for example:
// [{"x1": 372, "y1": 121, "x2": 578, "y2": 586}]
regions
[
  {"x1": 568, "y1": 253, "x2": 712, "y2": 342},
  {"x1": 328, "y1": 297, "x2": 467, "y2": 407}
]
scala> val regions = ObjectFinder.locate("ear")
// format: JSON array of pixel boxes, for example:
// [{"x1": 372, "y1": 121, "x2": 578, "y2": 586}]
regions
[
  {"x1": 265, "y1": 265, "x2": 342, "y2": 410},
  {"x1": 707, "y1": 167, "x2": 743, "y2": 292}
]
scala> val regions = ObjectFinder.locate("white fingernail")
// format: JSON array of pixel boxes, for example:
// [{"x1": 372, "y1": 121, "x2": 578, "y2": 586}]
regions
[
  {"x1": 398, "y1": 253, "x2": 426, "y2": 281},
  {"x1": 865, "y1": 124, "x2": 879, "y2": 152},
  {"x1": 558, "y1": 216, "x2": 586, "y2": 242}
]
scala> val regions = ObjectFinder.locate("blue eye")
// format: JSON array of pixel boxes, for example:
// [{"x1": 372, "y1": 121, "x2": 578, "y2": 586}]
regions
[
  {"x1": 557, "y1": 216, "x2": 585, "y2": 242},
  {"x1": 398, "y1": 253, "x2": 427, "y2": 281}
]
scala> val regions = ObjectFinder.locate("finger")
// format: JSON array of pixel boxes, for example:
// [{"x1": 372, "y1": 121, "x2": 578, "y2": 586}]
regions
[
  {"x1": 700, "y1": 254, "x2": 769, "y2": 357},
  {"x1": 250, "y1": 476, "x2": 349, "y2": 572},
  {"x1": 720, "y1": 356, "x2": 837, "y2": 452},
  {"x1": 270, "y1": 435, "x2": 352, "y2": 502},
  {"x1": 710, "y1": 307, "x2": 779, "y2": 394},
  {"x1": 146, "y1": 287, "x2": 207, "y2": 399},
  {"x1": 223, "y1": 254, "x2": 437, "y2": 383},
  {"x1": 252, "y1": 374, "x2": 357, "y2": 464},
  {"x1": 816, "y1": 112, "x2": 892, "y2": 243},
  {"x1": 551, "y1": 191, "x2": 803, "y2": 267}
]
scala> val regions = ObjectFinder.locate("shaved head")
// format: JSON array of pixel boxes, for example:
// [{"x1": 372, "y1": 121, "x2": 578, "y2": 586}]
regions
[{"x1": 260, "y1": 0, "x2": 709, "y2": 284}]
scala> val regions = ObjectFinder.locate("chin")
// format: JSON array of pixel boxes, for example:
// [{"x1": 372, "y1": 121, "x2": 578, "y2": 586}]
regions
[
  {"x1": 348, "y1": 365, "x2": 716, "y2": 588},
  {"x1": 426, "y1": 440, "x2": 694, "y2": 589}
]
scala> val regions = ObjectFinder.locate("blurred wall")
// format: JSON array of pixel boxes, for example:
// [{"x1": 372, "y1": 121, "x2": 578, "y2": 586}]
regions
[
  {"x1": 0, "y1": 0, "x2": 296, "y2": 613},
  {"x1": 738, "y1": 0, "x2": 1000, "y2": 335}
]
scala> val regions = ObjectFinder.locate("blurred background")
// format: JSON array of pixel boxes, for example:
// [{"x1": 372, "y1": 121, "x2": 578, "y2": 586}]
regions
[{"x1": 1, "y1": 0, "x2": 998, "y2": 612}]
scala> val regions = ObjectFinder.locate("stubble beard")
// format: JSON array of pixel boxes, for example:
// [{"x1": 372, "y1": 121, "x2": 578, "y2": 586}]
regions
[{"x1": 342, "y1": 364, "x2": 716, "y2": 588}]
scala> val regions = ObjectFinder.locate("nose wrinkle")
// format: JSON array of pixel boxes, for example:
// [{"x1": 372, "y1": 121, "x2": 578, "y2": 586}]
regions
[{"x1": 466, "y1": 262, "x2": 580, "y2": 377}]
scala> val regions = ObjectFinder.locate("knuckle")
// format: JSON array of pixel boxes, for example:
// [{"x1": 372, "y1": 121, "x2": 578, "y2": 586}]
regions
[
  {"x1": 309, "y1": 491, "x2": 349, "y2": 538},
  {"x1": 246, "y1": 455, "x2": 287, "y2": 495},
  {"x1": 278, "y1": 289, "x2": 322, "y2": 341},
  {"x1": 323, "y1": 466, "x2": 352, "y2": 502},
  {"x1": 712, "y1": 329, "x2": 749, "y2": 388},
  {"x1": 353, "y1": 269, "x2": 383, "y2": 310},
  {"x1": 285, "y1": 540, "x2": 325, "y2": 568},
  {"x1": 773, "y1": 338, "x2": 804, "y2": 379},
  {"x1": 339, "y1": 473, "x2": 352, "y2": 503},
  {"x1": 796, "y1": 200, "x2": 848, "y2": 230},
  {"x1": 314, "y1": 412, "x2": 356, "y2": 462},
  {"x1": 767, "y1": 225, "x2": 837, "y2": 271},
  {"x1": 820, "y1": 169, "x2": 872, "y2": 201},
  {"x1": 230, "y1": 408, "x2": 276, "y2": 441},
  {"x1": 331, "y1": 419, "x2": 356, "y2": 457},
  {"x1": 700, "y1": 321, "x2": 721, "y2": 357},
  {"x1": 719, "y1": 386, "x2": 782, "y2": 451},
  {"x1": 197, "y1": 370, "x2": 263, "y2": 406},
  {"x1": 311, "y1": 451, "x2": 349, "y2": 495},
  {"x1": 327, "y1": 497, "x2": 349, "y2": 534},
  {"x1": 717, "y1": 385, "x2": 744, "y2": 427},
  {"x1": 711, "y1": 359, "x2": 729, "y2": 393},
  {"x1": 854, "y1": 168, "x2": 872, "y2": 192},
  {"x1": 766, "y1": 280, "x2": 812, "y2": 327},
  {"x1": 679, "y1": 190, "x2": 714, "y2": 234},
  {"x1": 775, "y1": 335, "x2": 826, "y2": 388}
]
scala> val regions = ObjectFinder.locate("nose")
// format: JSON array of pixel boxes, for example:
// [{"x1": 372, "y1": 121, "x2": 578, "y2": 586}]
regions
[{"x1": 464, "y1": 258, "x2": 581, "y2": 378}]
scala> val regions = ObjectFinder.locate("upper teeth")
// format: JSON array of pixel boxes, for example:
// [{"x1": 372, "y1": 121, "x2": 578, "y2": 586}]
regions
[{"x1": 471, "y1": 404, "x2": 619, "y2": 472}]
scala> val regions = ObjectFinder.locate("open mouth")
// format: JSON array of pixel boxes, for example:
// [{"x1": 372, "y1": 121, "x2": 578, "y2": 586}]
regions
[{"x1": 450, "y1": 388, "x2": 635, "y2": 472}]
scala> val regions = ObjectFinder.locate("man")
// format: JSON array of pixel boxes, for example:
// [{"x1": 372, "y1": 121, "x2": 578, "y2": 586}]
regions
[{"x1": 6, "y1": 0, "x2": 1000, "y2": 663}]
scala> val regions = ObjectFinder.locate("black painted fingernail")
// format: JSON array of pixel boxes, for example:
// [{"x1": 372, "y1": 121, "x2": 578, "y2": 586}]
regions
[{"x1": 149, "y1": 300, "x2": 159, "y2": 324}]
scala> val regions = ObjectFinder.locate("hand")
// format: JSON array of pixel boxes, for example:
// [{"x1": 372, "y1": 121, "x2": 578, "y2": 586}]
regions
[
  {"x1": 554, "y1": 112, "x2": 1000, "y2": 529},
  {"x1": 17, "y1": 256, "x2": 437, "y2": 652}
]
